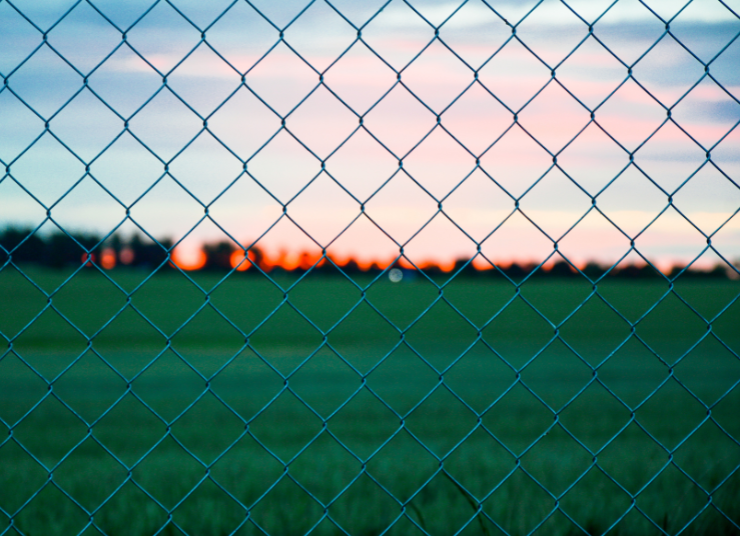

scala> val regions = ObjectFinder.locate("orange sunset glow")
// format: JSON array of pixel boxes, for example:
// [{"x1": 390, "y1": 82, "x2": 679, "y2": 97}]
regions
[
  {"x1": 171, "y1": 243, "x2": 533, "y2": 274},
  {"x1": 171, "y1": 247, "x2": 207, "y2": 271}
]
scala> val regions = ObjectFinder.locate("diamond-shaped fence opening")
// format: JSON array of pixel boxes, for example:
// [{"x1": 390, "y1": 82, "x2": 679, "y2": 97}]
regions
[{"x1": 1, "y1": 1, "x2": 739, "y2": 534}]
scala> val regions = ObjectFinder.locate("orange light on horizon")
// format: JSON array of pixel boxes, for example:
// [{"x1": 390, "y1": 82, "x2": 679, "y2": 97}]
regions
[
  {"x1": 374, "y1": 259, "x2": 393, "y2": 271},
  {"x1": 119, "y1": 247, "x2": 135, "y2": 265},
  {"x1": 472, "y1": 257, "x2": 494, "y2": 271},
  {"x1": 171, "y1": 246, "x2": 207, "y2": 271},
  {"x1": 230, "y1": 250, "x2": 255, "y2": 271},
  {"x1": 398, "y1": 257, "x2": 415, "y2": 270},
  {"x1": 168, "y1": 241, "x2": 660, "y2": 275},
  {"x1": 101, "y1": 248, "x2": 116, "y2": 270},
  {"x1": 441, "y1": 261, "x2": 455, "y2": 273},
  {"x1": 355, "y1": 258, "x2": 376, "y2": 271},
  {"x1": 281, "y1": 251, "x2": 301, "y2": 271},
  {"x1": 258, "y1": 253, "x2": 275, "y2": 271},
  {"x1": 299, "y1": 252, "x2": 323, "y2": 271},
  {"x1": 433, "y1": 259, "x2": 456, "y2": 273},
  {"x1": 81, "y1": 253, "x2": 95, "y2": 267}
]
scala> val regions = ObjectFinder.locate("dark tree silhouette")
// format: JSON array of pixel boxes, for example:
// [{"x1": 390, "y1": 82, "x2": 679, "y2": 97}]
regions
[{"x1": 0, "y1": 227, "x2": 732, "y2": 279}]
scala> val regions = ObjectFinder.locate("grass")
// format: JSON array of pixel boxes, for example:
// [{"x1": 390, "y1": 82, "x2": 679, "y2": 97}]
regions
[{"x1": 0, "y1": 265, "x2": 739, "y2": 535}]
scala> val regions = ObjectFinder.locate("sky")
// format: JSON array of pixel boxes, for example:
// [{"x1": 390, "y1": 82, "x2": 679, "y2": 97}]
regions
[{"x1": 0, "y1": 0, "x2": 739, "y2": 271}]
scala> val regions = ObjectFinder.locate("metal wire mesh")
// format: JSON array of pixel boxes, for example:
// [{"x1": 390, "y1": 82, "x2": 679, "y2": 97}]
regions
[{"x1": 1, "y1": 0, "x2": 739, "y2": 535}]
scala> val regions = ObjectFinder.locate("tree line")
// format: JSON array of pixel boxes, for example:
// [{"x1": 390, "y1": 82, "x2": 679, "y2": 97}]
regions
[
  {"x1": 0, "y1": 227, "x2": 172, "y2": 269},
  {"x1": 0, "y1": 226, "x2": 734, "y2": 280}
]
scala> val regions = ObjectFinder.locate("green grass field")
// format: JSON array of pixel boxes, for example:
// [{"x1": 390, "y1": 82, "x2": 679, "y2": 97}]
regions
[{"x1": 1, "y1": 266, "x2": 739, "y2": 535}]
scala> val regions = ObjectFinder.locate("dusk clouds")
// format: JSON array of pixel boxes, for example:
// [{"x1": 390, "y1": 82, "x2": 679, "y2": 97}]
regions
[{"x1": 1, "y1": 0, "x2": 738, "y2": 270}]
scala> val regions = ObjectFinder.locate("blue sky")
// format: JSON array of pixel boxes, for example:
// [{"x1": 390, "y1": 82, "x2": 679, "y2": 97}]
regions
[{"x1": 1, "y1": 0, "x2": 739, "y2": 270}]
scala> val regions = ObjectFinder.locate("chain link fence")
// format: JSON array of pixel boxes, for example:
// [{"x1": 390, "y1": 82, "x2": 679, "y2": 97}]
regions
[{"x1": 1, "y1": 0, "x2": 739, "y2": 535}]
